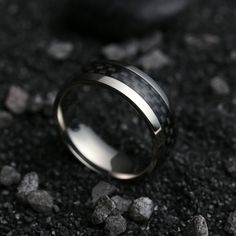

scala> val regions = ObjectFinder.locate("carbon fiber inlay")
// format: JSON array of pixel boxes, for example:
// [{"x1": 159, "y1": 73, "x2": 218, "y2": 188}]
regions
[{"x1": 83, "y1": 61, "x2": 175, "y2": 148}]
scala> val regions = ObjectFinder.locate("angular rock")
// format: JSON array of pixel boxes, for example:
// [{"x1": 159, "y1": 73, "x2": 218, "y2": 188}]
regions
[
  {"x1": 138, "y1": 50, "x2": 171, "y2": 71},
  {"x1": 210, "y1": 77, "x2": 230, "y2": 95},
  {"x1": 27, "y1": 190, "x2": 54, "y2": 213},
  {"x1": 17, "y1": 172, "x2": 39, "y2": 201},
  {"x1": 186, "y1": 215, "x2": 208, "y2": 236},
  {"x1": 105, "y1": 214, "x2": 127, "y2": 236},
  {"x1": 225, "y1": 211, "x2": 236, "y2": 234},
  {"x1": 111, "y1": 195, "x2": 132, "y2": 213},
  {"x1": 0, "y1": 166, "x2": 21, "y2": 186},
  {"x1": 224, "y1": 157, "x2": 236, "y2": 177},
  {"x1": 5, "y1": 86, "x2": 29, "y2": 114},
  {"x1": 0, "y1": 111, "x2": 13, "y2": 128},
  {"x1": 47, "y1": 41, "x2": 73, "y2": 60},
  {"x1": 92, "y1": 195, "x2": 116, "y2": 225},
  {"x1": 92, "y1": 181, "x2": 118, "y2": 203},
  {"x1": 129, "y1": 197, "x2": 154, "y2": 222}
]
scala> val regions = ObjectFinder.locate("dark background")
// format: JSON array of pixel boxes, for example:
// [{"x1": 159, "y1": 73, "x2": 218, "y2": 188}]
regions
[{"x1": 0, "y1": 0, "x2": 236, "y2": 235}]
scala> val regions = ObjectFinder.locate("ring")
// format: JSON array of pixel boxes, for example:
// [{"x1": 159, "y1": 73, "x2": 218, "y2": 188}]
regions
[{"x1": 54, "y1": 61, "x2": 175, "y2": 179}]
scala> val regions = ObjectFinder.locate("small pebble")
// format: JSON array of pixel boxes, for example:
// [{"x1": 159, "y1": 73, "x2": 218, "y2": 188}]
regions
[
  {"x1": 210, "y1": 77, "x2": 230, "y2": 95},
  {"x1": 138, "y1": 50, "x2": 171, "y2": 71},
  {"x1": 5, "y1": 86, "x2": 29, "y2": 114},
  {"x1": 17, "y1": 172, "x2": 39, "y2": 201},
  {"x1": 27, "y1": 190, "x2": 54, "y2": 213},
  {"x1": 92, "y1": 195, "x2": 116, "y2": 225},
  {"x1": 129, "y1": 197, "x2": 154, "y2": 222},
  {"x1": 225, "y1": 211, "x2": 236, "y2": 234},
  {"x1": 186, "y1": 215, "x2": 208, "y2": 236},
  {"x1": 28, "y1": 94, "x2": 44, "y2": 112},
  {"x1": 0, "y1": 166, "x2": 21, "y2": 186},
  {"x1": 105, "y1": 214, "x2": 127, "y2": 236},
  {"x1": 92, "y1": 181, "x2": 118, "y2": 203},
  {"x1": 224, "y1": 157, "x2": 236, "y2": 177},
  {"x1": 102, "y1": 41, "x2": 138, "y2": 60},
  {"x1": 0, "y1": 111, "x2": 13, "y2": 128},
  {"x1": 47, "y1": 41, "x2": 73, "y2": 60},
  {"x1": 111, "y1": 195, "x2": 132, "y2": 213}
]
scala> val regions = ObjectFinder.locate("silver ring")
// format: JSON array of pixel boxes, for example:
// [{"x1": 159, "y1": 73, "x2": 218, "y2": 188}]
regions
[{"x1": 54, "y1": 61, "x2": 175, "y2": 179}]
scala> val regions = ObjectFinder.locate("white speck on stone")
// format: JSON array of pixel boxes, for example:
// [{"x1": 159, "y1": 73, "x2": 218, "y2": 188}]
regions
[
  {"x1": 17, "y1": 172, "x2": 39, "y2": 201},
  {"x1": 27, "y1": 190, "x2": 54, "y2": 213},
  {"x1": 0, "y1": 111, "x2": 13, "y2": 128},
  {"x1": 129, "y1": 197, "x2": 154, "y2": 222},
  {"x1": 0, "y1": 166, "x2": 21, "y2": 186},
  {"x1": 210, "y1": 77, "x2": 230, "y2": 95},
  {"x1": 48, "y1": 41, "x2": 73, "y2": 60},
  {"x1": 138, "y1": 50, "x2": 171, "y2": 71},
  {"x1": 5, "y1": 86, "x2": 29, "y2": 114}
]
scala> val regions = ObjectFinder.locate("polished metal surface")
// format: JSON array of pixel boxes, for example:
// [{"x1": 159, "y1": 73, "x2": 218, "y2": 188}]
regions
[{"x1": 54, "y1": 61, "x2": 175, "y2": 179}]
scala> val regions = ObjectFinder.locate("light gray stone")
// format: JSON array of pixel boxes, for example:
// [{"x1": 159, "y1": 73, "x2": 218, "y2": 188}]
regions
[
  {"x1": 186, "y1": 215, "x2": 208, "y2": 236},
  {"x1": 210, "y1": 77, "x2": 230, "y2": 95},
  {"x1": 5, "y1": 86, "x2": 29, "y2": 114},
  {"x1": 225, "y1": 211, "x2": 236, "y2": 234},
  {"x1": 17, "y1": 172, "x2": 39, "y2": 201},
  {"x1": 105, "y1": 214, "x2": 127, "y2": 236},
  {"x1": 138, "y1": 49, "x2": 171, "y2": 71},
  {"x1": 48, "y1": 41, "x2": 73, "y2": 60},
  {"x1": 129, "y1": 197, "x2": 154, "y2": 222},
  {"x1": 0, "y1": 166, "x2": 21, "y2": 186},
  {"x1": 27, "y1": 190, "x2": 54, "y2": 213}
]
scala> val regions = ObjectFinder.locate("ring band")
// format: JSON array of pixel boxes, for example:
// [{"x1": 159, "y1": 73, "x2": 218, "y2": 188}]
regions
[{"x1": 54, "y1": 61, "x2": 175, "y2": 179}]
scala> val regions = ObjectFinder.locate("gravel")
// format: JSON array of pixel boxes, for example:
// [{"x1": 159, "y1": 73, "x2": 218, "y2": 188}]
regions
[
  {"x1": 5, "y1": 86, "x2": 29, "y2": 114},
  {"x1": 137, "y1": 49, "x2": 171, "y2": 71},
  {"x1": 0, "y1": 166, "x2": 21, "y2": 186},
  {"x1": 92, "y1": 181, "x2": 118, "y2": 203},
  {"x1": 47, "y1": 41, "x2": 74, "y2": 60},
  {"x1": 92, "y1": 195, "x2": 116, "y2": 225},
  {"x1": 225, "y1": 211, "x2": 236, "y2": 234},
  {"x1": 27, "y1": 190, "x2": 54, "y2": 213},
  {"x1": 111, "y1": 195, "x2": 132, "y2": 214},
  {"x1": 129, "y1": 197, "x2": 154, "y2": 222},
  {"x1": 104, "y1": 214, "x2": 127, "y2": 236},
  {"x1": 0, "y1": 111, "x2": 13, "y2": 128},
  {"x1": 0, "y1": 0, "x2": 235, "y2": 235},
  {"x1": 17, "y1": 172, "x2": 39, "y2": 201},
  {"x1": 224, "y1": 157, "x2": 236, "y2": 177},
  {"x1": 210, "y1": 77, "x2": 230, "y2": 95},
  {"x1": 185, "y1": 215, "x2": 208, "y2": 236}
]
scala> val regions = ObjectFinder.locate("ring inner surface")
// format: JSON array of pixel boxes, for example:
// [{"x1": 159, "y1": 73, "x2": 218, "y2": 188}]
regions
[{"x1": 59, "y1": 83, "x2": 154, "y2": 178}]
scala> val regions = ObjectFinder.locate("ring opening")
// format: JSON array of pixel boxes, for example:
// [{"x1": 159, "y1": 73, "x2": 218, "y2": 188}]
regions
[{"x1": 56, "y1": 82, "x2": 155, "y2": 179}]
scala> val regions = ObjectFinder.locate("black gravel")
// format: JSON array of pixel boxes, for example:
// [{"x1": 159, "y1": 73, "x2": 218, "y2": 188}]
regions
[{"x1": 0, "y1": 0, "x2": 236, "y2": 235}]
